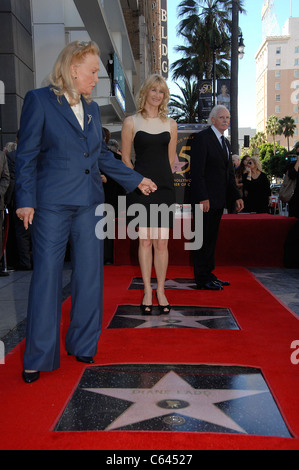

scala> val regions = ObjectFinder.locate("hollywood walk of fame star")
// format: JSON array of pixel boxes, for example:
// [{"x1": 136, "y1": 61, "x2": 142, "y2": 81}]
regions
[
  {"x1": 117, "y1": 310, "x2": 229, "y2": 329},
  {"x1": 172, "y1": 154, "x2": 188, "y2": 175},
  {"x1": 84, "y1": 371, "x2": 267, "y2": 433},
  {"x1": 130, "y1": 278, "x2": 199, "y2": 290}
]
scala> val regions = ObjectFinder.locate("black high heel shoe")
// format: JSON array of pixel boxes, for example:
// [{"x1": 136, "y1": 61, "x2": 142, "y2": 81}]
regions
[
  {"x1": 67, "y1": 352, "x2": 94, "y2": 364},
  {"x1": 156, "y1": 292, "x2": 171, "y2": 314},
  {"x1": 140, "y1": 294, "x2": 153, "y2": 315},
  {"x1": 22, "y1": 370, "x2": 40, "y2": 383}
]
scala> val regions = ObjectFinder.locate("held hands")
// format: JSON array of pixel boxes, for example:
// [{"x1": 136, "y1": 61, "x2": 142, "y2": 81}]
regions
[
  {"x1": 138, "y1": 178, "x2": 157, "y2": 196},
  {"x1": 16, "y1": 207, "x2": 35, "y2": 230}
]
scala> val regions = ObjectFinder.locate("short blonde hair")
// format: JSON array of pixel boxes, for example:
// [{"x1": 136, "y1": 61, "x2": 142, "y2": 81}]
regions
[
  {"x1": 50, "y1": 40, "x2": 100, "y2": 105},
  {"x1": 137, "y1": 74, "x2": 170, "y2": 121}
]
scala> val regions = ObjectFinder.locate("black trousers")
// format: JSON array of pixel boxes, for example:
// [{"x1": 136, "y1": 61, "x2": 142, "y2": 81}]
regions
[{"x1": 193, "y1": 207, "x2": 223, "y2": 285}]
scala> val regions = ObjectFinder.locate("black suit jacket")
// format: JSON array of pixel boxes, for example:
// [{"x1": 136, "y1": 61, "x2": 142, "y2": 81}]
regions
[{"x1": 190, "y1": 126, "x2": 240, "y2": 209}]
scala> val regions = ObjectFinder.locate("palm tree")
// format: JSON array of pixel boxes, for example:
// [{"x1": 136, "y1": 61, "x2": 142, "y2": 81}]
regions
[
  {"x1": 169, "y1": 81, "x2": 199, "y2": 123},
  {"x1": 266, "y1": 115, "x2": 283, "y2": 156},
  {"x1": 250, "y1": 131, "x2": 267, "y2": 150},
  {"x1": 279, "y1": 116, "x2": 296, "y2": 151},
  {"x1": 172, "y1": 0, "x2": 232, "y2": 83}
]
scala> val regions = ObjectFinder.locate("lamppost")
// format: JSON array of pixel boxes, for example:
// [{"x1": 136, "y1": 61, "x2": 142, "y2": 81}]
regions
[
  {"x1": 230, "y1": 0, "x2": 245, "y2": 154},
  {"x1": 238, "y1": 32, "x2": 245, "y2": 59}
]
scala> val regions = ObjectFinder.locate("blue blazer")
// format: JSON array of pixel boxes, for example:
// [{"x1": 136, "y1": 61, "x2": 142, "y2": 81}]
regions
[{"x1": 15, "y1": 86, "x2": 142, "y2": 209}]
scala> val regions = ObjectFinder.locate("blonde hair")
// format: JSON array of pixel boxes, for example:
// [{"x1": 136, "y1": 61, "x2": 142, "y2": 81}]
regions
[
  {"x1": 137, "y1": 74, "x2": 170, "y2": 121},
  {"x1": 49, "y1": 40, "x2": 100, "y2": 105},
  {"x1": 250, "y1": 156, "x2": 263, "y2": 172}
]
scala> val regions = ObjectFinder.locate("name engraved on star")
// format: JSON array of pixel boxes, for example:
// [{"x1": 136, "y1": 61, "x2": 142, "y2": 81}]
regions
[
  {"x1": 290, "y1": 340, "x2": 299, "y2": 365},
  {"x1": 0, "y1": 340, "x2": 5, "y2": 365},
  {"x1": 131, "y1": 389, "x2": 212, "y2": 396}
]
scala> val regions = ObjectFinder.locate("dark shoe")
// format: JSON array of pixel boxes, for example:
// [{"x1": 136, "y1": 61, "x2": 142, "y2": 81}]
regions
[
  {"x1": 76, "y1": 356, "x2": 94, "y2": 364},
  {"x1": 196, "y1": 281, "x2": 223, "y2": 291},
  {"x1": 22, "y1": 371, "x2": 40, "y2": 383},
  {"x1": 215, "y1": 279, "x2": 230, "y2": 287},
  {"x1": 140, "y1": 294, "x2": 153, "y2": 315},
  {"x1": 156, "y1": 292, "x2": 171, "y2": 314},
  {"x1": 0, "y1": 271, "x2": 9, "y2": 277},
  {"x1": 67, "y1": 352, "x2": 94, "y2": 364}
]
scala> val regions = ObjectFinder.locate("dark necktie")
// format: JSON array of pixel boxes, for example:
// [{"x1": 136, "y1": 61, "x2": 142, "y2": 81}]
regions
[{"x1": 221, "y1": 135, "x2": 228, "y2": 158}]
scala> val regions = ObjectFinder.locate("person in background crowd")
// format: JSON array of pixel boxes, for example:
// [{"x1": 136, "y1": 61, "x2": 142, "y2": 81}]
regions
[
  {"x1": 283, "y1": 144, "x2": 299, "y2": 267},
  {"x1": 242, "y1": 156, "x2": 271, "y2": 214},
  {"x1": 235, "y1": 154, "x2": 251, "y2": 199},
  {"x1": 288, "y1": 142, "x2": 299, "y2": 219},
  {"x1": 232, "y1": 154, "x2": 240, "y2": 170},
  {"x1": 5, "y1": 134, "x2": 32, "y2": 270},
  {"x1": 0, "y1": 149, "x2": 10, "y2": 275},
  {"x1": 15, "y1": 40, "x2": 157, "y2": 384},
  {"x1": 103, "y1": 137, "x2": 124, "y2": 264},
  {"x1": 190, "y1": 105, "x2": 243, "y2": 291}
]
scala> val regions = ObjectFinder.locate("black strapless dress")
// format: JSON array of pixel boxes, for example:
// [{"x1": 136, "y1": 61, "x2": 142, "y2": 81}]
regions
[{"x1": 126, "y1": 116, "x2": 176, "y2": 228}]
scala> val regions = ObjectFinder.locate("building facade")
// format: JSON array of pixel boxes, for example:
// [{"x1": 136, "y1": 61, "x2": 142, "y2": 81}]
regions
[
  {"x1": 0, "y1": 0, "x2": 168, "y2": 146},
  {"x1": 256, "y1": 17, "x2": 299, "y2": 149}
]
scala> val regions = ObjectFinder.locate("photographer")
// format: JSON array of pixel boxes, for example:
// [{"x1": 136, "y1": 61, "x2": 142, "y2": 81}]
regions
[{"x1": 288, "y1": 143, "x2": 299, "y2": 219}]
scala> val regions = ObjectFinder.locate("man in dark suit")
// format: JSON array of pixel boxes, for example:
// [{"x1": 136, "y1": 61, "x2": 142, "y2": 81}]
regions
[{"x1": 191, "y1": 105, "x2": 243, "y2": 290}]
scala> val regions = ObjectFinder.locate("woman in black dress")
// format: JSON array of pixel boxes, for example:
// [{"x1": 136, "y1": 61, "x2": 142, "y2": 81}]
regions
[
  {"x1": 242, "y1": 156, "x2": 271, "y2": 213},
  {"x1": 121, "y1": 74, "x2": 177, "y2": 314}
]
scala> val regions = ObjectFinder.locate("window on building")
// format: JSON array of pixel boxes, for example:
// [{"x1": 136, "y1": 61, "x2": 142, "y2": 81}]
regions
[
  {"x1": 295, "y1": 70, "x2": 299, "y2": 78},
  {"x1": 276, "y1": 47, "x2": 281, "y2": 54},
  {"x1": 276, "y1": 59, "x2": 281, "y2": 66},
  {"x1": 295, "y1": 46, "x2": 299, "y2": 54},
  {"x1": 295, "y1": 59, "x2": 299, "y2": 66},
  {"x1": 275, "y1": 105, "x2": 280, "y2": 113},
  {"x1": 276, "y1": 95, "x2": 281, "y2": 101},
  {"x1": 294, "y1": 105, "x2": 299, "y2": 113},
  {"x1": 275, "y1": 82, "x2": 280, "y2": 90},
  {"x1": 275, "y1": 71, "x2": 281, "y2": 78}
]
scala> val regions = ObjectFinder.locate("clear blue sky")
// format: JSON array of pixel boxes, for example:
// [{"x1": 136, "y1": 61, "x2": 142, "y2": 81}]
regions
[{"x1": 167, "y1": 0, "x2": 299, "y2": 129}]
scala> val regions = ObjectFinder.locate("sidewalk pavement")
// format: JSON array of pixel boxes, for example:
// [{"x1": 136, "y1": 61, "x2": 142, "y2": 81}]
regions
[
  {"x1": 0, "y1": 265, "x2": 298, "y2": 355},
  {"x1": 0, "y1": 263, "x2": 71, "y2": 354}
]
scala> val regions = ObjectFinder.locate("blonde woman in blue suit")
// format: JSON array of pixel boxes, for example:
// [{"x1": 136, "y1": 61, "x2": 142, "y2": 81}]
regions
[{"x1": 16, "y1": 41, "x2": 156, "y2": 383}]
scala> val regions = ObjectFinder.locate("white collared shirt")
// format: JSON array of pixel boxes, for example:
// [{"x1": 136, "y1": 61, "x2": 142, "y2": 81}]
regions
[
  {"x1": 211, "y1": 125, "x2": 228, "y2": 157},
  {"x1": 64, "y1": 93, "x2": 84, "y2": 130}
]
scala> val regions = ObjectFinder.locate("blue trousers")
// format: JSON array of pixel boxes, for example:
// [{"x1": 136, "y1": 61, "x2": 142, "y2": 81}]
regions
[{"x1": 23, "y1": 204, "x2": 103, "y2": 371}]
